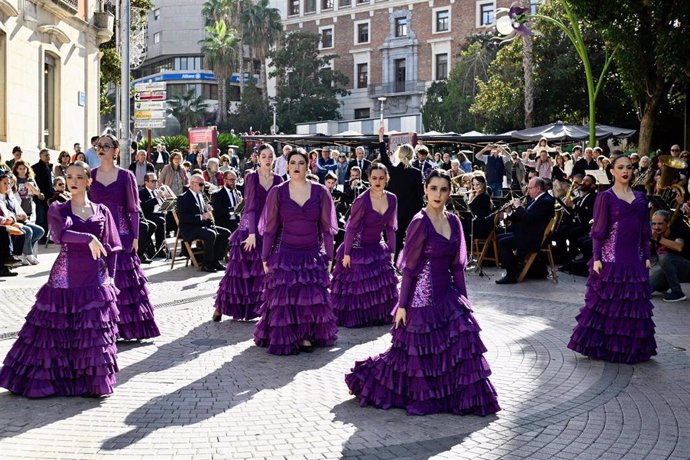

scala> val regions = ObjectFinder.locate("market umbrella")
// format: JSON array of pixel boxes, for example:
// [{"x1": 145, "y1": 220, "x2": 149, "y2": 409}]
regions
[{"x1": 512, "y1": 120, "x2": 612, "y2": 142}]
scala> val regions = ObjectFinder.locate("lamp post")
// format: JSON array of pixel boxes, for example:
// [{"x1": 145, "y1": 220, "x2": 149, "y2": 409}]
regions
[
  {"x1": 271, "y1": 101, "x2": 277, "y2": 135},
  {"x1": 118, "y1": 0, "x2": 131, "y2": 167}
]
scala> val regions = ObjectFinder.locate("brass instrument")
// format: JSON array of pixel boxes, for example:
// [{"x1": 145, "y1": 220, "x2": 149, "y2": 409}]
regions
[
  {"x1": 563, "y1": 182, "x2": 581, "y2": 203},
  {"x1": 632, "y1": 167, "x2": 652, "y2": 189},
  {"x1": 486, "y1": 195, "x2": 526, "y2": 218}
]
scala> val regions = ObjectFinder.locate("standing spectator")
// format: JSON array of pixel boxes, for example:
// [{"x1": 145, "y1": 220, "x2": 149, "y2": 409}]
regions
[
  {"x1": 316, "y1": 146, "x2": 337, "y2": 183},
  {"x1": 12, "y1": 160, "x2": 40, "y2": 217},
  {"x1": 72, "y1": 142, "x2": 83, "y2": 162},
  {"x1": 152, "y1": 143, "x2": 169, "y2": 166},
  {"x1": 347, "y1": 146, "x2": 372, "y2": 181},
  {"x1": 6, "y1": 146, "x2": 22, "y2": 169},
  {"x1": 336, "y1": 152, "x2": 349, "y2": 185},
  {"x1": 475, "y1": 144, "x2": 507, "y2": 197},
  {"x1": 571, "y1": 147, "x2": 597, "y2": 177},
  {"x1": 193, "y1": 151, "x2": 207, "y2": 172},
  {"x1": 159, "y1": 151, "x2": 189, "y2": 196},
  {"x1": 218, "y1": 155, "x2": 232, "y2": 172},
  {"x1": 242, "y1": 150, "x2": 260, "y2": 175},
  {"x1": 54, "y1": 151, "x2": 72, "y2": 178},
  {"x1": 84, "y1": 135, "x2": 101, "y2": 169},
  {"x1": 411, "y1": 145, "x2": 435, "y2": 179},
  {"x1": 308, "y1": 150, "x2": 318, "y2": 174},
  {"x1": 440, "y1": 152, "x2": 453, "y2": 171},
  {"x1": 228, "y1": 147, "x2": 240, "y2": 170},
  {"x1": 32, "y1": 149, "x2": 54, "y2": 240},
  {"x1": 128, "y1": 150, "x2": 155, "y2": 187},
  {"x1": 203, "y1": 158, "x2": 224, "y2": 186},
  {"x1": 457, "y1": 152, "x2": 473, "y2": 173},
  {"x1": 273, "y1": 145, "x2": 291, "y2": 178}
]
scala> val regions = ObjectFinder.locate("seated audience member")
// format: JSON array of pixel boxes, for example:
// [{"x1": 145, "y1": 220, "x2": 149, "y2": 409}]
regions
[
  {"x1": 128, "y1": 150, "x2": 155, "y2": 187},
  {"x1": 211, "y1": 170, "x2": 242, "y2": 233},
  {"x1": 139, "y1": 172, "x2": 169, "y2": 257},
  {"x1": 48, "y1": 176, "x2": 71, "y2": 205},
  {"x1": 0, "y1": 225, "x2": 19, "y2": 276},
  {"x1": 203, "y1": 158, "x2": 224, "y2": 187},
  {"x1": 495, "y1": 177, "x2": 555, "y2": 284},
  {"x1": 0, "y1": 173, "x2": 43, "y2": 265},
  {"x1": 176, "y1": 174, "x2": 230, "y2": 273},
  {"x1": 650, "y1": 210, "x2": 690, "y2": 302}
]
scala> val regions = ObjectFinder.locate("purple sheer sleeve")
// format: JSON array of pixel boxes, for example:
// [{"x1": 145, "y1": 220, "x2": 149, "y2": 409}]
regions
[
  {"x1": 449, "y1": 214, "x2": 468, "y2": 297},
  {"x1": 590, "y1": 191, "x2": 610, "y2": 262},
  {"x1": 48, "y1": 203, "x2": 93, "y2": 245},
  {"x1": 343, "y1": 192, "x2": 367, "y2": 256},
  {"x1": 639, "y1": 193, "x2": 651, "y2": 260},
  {"x1": 124, "y1": 169, "x2": 140, "y2": 240},
  {"x1": 244, "y1": 172, "x2": 259, "y2": 234},
  {"x1": 385, "y1": 194, "x2": 398, "y2": 254},
  {"x1": 319, "y1": 185, "x2": 338, "y2": 259},
  {"x1": 100, "y1": 205, "x2": 123, "y2": 277},
  {"x1": 396, "y1": 214, "x2": 427, "y2": 308},
  {"x1": 259, "y1": 185, "x2": 281, "y2": 261}
]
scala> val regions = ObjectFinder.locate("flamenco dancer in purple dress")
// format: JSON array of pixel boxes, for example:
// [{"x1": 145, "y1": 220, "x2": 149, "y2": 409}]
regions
[
  {"x1": 213, "y1": 143, "x2": 282, "y2": 322},
  {"x1": 91, "y1": 135, "x2": 160, "y2": 340},
  {"x1": 346, "y1": 170, "x2": 500, "y2": 416},
  {"x1": 568, "y1": 155, "x2": 656, "y2": 363},
  {"x1": 0, "y1": 162, "x2": 122, "y2": 397},
  {"x1": 332, "y1": 163, "x2": 399, "y2": 327},
  {"x1": 254, "y1": 148, "x2": 338, "y2": 355}
]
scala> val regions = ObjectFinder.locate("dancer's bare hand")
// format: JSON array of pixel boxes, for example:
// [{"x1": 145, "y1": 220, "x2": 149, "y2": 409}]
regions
[
  {"x1": 131, "y1": 238, "x2": 138, "y2": 253},
  {"x1": 592, "y1": 260, "x2": 602, "y2": 274},
  {"x1": 242, "y1": 234, "x2": 256, "y2": 251},
  {"x1": 328, "y1": 260, "x2": 333, "y2": 273},
  {"x1": 89, "y1": 237, "x2": 107, "y2": 260},
  {"x1": 394, "y1": 308, "x2": 406, "y2": 329},
  {"x1": 262, "y1": 261, "x2": 269, "y2": 274},
  {"x1": 645, "y1": 259, "x2": 652, "y2": 269},
  {"x1": 342, "y1": 255, "x2": 351, "y2": 268}
]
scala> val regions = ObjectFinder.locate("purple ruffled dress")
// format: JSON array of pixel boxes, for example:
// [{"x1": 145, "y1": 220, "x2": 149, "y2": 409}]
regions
[
  {"x1": 332, "y1": 190, "x2": 399, "y2": 327},
  {"x1": 345, "y1": 210, "x2": 500, "y2": 416},
  {"x1": 91, "y1": 168, "x2": 160, "y2": 340},
  {"x1": 567, "y1": 189, "x2": 656, "y2": 363},
  {"x1": 0, "y1": 202, "x2": 122, "y2": 397},
  {"x1": 254, "y1": 182, "x2": 339, "y2": 355},
  {"x1": 214, "y1": 172, "x2": 282, "y2": 320}
]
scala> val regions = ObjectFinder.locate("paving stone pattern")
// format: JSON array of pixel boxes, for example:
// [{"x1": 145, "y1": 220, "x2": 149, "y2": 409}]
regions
[{"x1": 0, "y1": 254, "x2": 689, "y2": 459}]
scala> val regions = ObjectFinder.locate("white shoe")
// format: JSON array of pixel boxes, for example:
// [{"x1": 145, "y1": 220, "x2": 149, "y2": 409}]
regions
[
  {"x1": 19, "y1": 255, "x2": 30, "y2": 266},
  {"x1": 26, "y1": 255, "x2": 40, "y2": 265}
]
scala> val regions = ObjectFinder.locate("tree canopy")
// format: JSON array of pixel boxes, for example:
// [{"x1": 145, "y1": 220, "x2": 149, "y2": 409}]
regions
[{"x1": 269, "y1": 32, "x2": 349, "y2": 133}]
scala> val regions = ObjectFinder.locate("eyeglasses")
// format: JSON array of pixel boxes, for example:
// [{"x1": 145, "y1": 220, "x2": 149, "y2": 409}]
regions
[
  {"x1": 671, "y1": 148, "x2": 680, "y2": 152},
  {"x1": 96, "y1": 144, "x2": 114, "y2": 150}
]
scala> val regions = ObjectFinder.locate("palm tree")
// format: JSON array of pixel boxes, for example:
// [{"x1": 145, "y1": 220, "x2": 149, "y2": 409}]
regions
[
  {"x1": 241, "y1": 0, "x2": 283, "y2": 103},
  {"x1": 168, "y1": 89, "x2": 209, "y2": 132},
  {"x1": 227, "y1": 0, "x2": 248, "y2": 96},
  {"x1": 199, "y1": 20, "x2": 239, "y2": 125},
  {"x1": 202, "y1": 0, "x2": 230, "y2": 23}
]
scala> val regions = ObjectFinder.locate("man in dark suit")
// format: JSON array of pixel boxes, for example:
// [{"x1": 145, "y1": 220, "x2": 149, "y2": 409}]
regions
[
  {"x1": 346, "y1": 146, "x2": 372, "y2": 181},
  {"x1": 571, "y1": 147, "x2": 597, "y2": 178},
  {"x1": 211, "y1": 170, "x2": 243, "y2": 233},
  {"x1": 139, "y1": 172, "x2": 168, "y2": 258},
  {"x1": 411, "y1": 144, "x2": 435, "y2": 179},
  {"x1": 495, "y1": 177, "x2": 555, "y2": 284},
  {"x1": 176, "y1": 174, "x2": 230, "y2": 272},
  {"x1": 31, "y1": 149, "x2": 54, "y2": 241}
]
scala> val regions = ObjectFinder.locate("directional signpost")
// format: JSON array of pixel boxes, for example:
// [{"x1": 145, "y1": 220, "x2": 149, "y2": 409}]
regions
[{"x1": 134, "y1": 82, "x2": 167, "y2": 160}]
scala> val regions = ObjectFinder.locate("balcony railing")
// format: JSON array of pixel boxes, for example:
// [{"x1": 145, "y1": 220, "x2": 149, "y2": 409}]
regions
[
  {"x1": 50, "y1": 0, "x2": 78, "y2": 14},
  {"x1": 368, "y1": 80, "x2": 426, "y2": 97}
]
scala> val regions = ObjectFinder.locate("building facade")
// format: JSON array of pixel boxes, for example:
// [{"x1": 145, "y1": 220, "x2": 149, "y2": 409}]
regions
[
  {"x1": 133, "y1": 0, "x2": 262, "y2": 124},
  {"x1": 269, "y1": 0, "x2": 517, "y2": 135},
  {"x1": 0, "y1": 0, "x2": 111, "y2": 162}
]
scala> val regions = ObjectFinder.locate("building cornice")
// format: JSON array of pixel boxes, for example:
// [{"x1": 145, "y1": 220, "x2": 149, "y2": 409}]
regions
[
  {"x1": 0, "y1": 0, "x2": 19, "y2": 18},
  {"x1": 283, "y1": 0, "x2": 429, "y2": 26}
]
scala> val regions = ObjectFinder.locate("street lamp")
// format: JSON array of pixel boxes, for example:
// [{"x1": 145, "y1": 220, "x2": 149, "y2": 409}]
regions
[{"x1": 270, "y1": 101, "x2": 277, "y2": 135}]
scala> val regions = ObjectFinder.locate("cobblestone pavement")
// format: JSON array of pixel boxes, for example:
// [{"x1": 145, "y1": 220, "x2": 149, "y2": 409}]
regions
[{"x1": 0, "y1": 249, "x2": 689, "y2": 459}]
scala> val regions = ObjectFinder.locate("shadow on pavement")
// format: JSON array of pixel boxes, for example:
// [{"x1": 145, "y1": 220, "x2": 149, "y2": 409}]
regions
[{"x1": 101, "y1": 340, "x2": 348, "y2": 451}]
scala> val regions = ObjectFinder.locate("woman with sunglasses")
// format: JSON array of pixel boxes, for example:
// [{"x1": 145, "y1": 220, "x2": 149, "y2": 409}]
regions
[
  {"x1": 54, "y1": 151, "x2": 72, "y2": 178},
  {"x1": 90, "y1": 135, "x2": 160, "y2": 341}
]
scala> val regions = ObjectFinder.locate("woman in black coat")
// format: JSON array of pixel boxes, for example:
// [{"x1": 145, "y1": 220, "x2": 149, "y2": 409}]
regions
[{"x1": 377, "y1": 127, "x2": 424, "y2": 258}]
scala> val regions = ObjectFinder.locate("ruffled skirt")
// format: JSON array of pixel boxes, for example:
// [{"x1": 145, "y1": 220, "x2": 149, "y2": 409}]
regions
[
  {"x1": 331, "y1": 242, "x2": 398, "y2": 327},
  {"x1": 345, "y1": 290, "x2": 500, "y2": 416},
  {"x1": 254, "y1": 247, "x2": 337, "y2": 355},
  {"x1": 214, "y1": 228, "x2": 264, "y2": 320},
  {"x1": 0, "y1": 284, "x2": 120, "y2": 397},
  {"x1": 114, "y1": 251, "x2": 160, "y2": 340},
  {"x1": 567, "y1": 260, "x2": 656, "y2": 364}
]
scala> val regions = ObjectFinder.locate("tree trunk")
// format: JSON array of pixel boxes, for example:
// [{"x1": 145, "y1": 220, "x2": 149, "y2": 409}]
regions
[
  {"x1": 637, "y1": 76, "x2": 668, "y2": 156},
  {"x1": 238, "y1": 40, "x2": 245, "y2": 97},
  {"x1": 522, "y1": 34, "x2": 534, "y2": 128},
  {"x1": 261, "y1": 55, "x2": 269, "y2": 104},
  {"x1": 216, "y1": 77, "x2": 226, "y2": 125}
]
